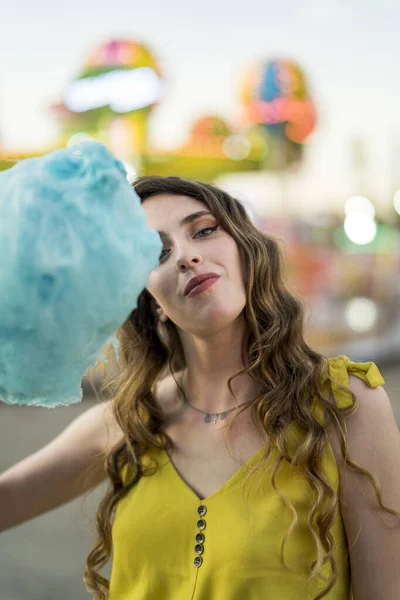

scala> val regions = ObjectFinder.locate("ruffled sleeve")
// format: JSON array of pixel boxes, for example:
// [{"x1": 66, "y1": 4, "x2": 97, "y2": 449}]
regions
[{"x1": 310, "y1": 355, "x2": 385, "y2": 426}]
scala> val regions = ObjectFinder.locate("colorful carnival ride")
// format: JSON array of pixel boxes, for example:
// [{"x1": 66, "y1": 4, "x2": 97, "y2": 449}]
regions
[
  {"x1": 1, "y1": 38, "x2": 399, "y2": 362},
  {"x1": 0, "y1": 39, "x2": 316, "y2": 180}
]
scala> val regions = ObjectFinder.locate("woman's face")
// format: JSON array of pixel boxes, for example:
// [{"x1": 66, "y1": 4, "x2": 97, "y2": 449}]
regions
[{"x1": 142, "y1": 193, "x2": 247, "y2": 334}]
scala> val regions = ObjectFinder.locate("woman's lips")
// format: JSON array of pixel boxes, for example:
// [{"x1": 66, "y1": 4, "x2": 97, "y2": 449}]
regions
[{"x1": 186, "y1": 276, "x2": 220, "y2": 297}]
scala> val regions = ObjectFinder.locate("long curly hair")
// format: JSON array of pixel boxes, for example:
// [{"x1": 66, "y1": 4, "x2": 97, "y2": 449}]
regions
[{"x1": 83, "y1": 176, "x2": 399, "y2": 599}]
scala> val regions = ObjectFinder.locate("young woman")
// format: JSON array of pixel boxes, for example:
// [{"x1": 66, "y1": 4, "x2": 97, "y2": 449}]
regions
[{"x1": 1, "y1": 176, "x2": 399, "y2": 600}]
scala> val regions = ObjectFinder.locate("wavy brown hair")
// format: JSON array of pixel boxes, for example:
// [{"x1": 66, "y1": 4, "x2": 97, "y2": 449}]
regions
[{"x1": 83, "y1": 176, "x2": 399, "y2": 599}]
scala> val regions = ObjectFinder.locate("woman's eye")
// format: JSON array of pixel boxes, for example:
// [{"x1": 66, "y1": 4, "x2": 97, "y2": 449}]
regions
[
  {"x1": 159, "y1": 225, "x2": 218, "y2": 263},
  {"x1": 195, "y1": 225, "x2": 218, "y2": 238}
]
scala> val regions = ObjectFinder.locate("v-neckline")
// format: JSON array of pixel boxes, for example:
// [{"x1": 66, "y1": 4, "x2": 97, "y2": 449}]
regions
[{"x1": 161, "y1": 444, "x2": 267, "y2": 503}]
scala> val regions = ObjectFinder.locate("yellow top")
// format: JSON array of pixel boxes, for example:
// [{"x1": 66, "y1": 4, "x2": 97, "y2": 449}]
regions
[{"x1": 108, "y1": 356, "x2": 385, "y2": 600}]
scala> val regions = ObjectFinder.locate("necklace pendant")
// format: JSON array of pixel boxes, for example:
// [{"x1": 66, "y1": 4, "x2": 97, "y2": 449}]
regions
[
  {"x1": 204, "y1": 414, "x2": 212, "y2": 423},
  {"x1": 212, "y1": 415, "x2": 218, "y2": 424}
]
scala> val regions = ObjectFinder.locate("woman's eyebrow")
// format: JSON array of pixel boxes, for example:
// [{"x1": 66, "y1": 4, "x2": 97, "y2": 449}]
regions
[{"x1": 157, "y1": 210, "x2": 213, "y2": 239}]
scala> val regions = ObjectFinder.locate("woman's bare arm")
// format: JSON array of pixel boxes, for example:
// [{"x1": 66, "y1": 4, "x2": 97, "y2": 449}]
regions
[{"x1": 0, "y1": 400, "x2": 123, "y2": 532}]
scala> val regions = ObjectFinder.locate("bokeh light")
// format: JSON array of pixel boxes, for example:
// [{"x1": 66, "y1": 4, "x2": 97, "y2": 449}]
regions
[
  {"x1": 123, "y1": 162, "x2": 137, "y2": 183},
  {"x1": 345, "y1": 297, "x2": 378, "y2": 332},
  {"x1": 222, "y1": 135, "x2": 251, "y2": 161},
  {"x1": 343, "y1": 213, "x2": 377, "y2": 245},
  {"x1": 393, "y1": 190, "x2": 400, "y2": 215},
  {"x1": 345, "y1": 195, "x2": 375, "y2": 219}
]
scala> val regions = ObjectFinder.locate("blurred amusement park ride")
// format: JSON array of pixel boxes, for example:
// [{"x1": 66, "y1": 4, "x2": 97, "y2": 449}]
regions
[
  {"x1": 1, "y1": 39, "x2": 316, "y2": 178},
  {"x1": 1, "y1": 38, "x2": 399, "y2": 369}
]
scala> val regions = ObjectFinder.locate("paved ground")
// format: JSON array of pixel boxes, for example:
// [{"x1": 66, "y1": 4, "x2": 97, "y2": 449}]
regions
[{"x1": 0, "y1": 362, "x2": 399, "y2": 600}]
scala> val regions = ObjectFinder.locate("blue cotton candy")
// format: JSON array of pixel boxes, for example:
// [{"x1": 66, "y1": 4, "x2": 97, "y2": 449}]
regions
[{"x1": 0, "y1": 141, "x2": 162, "y2": 407}]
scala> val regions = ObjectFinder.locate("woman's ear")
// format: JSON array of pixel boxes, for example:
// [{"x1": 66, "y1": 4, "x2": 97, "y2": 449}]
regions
[{"x1": 151, "y1": 298, "x2": 169, "y2": 323}]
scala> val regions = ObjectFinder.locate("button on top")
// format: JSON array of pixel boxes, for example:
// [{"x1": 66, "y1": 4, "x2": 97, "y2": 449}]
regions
[
  {"x1": 197, "y1": 505, "x2": 207, "y2": 516},
  {"x1": 197, "y1": 519, "x2": 206, "y2": 530}
]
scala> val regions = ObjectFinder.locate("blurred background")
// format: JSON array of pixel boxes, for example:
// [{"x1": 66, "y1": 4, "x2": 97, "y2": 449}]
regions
[{"x1": 0, "y1": 1, "x2": 399, "y2": 598}]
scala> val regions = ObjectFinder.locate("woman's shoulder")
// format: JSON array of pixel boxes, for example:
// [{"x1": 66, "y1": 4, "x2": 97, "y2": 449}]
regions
[
  {"x1": 322, "y1": 355, "x2": 385, "y2": 396},
  {"x1": 92, "y1": 400, "x2": 124, "y2": 455},
  {"x1": 97, "y1": 373, "x2": 183, "y2": 459},
  {"x1": 322, "y1": 355, "x2": 385, "y2": 468}
]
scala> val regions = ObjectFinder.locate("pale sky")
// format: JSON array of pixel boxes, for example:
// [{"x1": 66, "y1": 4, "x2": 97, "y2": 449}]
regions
[{"x1": 2, "y1": 0, "x2": 400, "y2": 215}]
